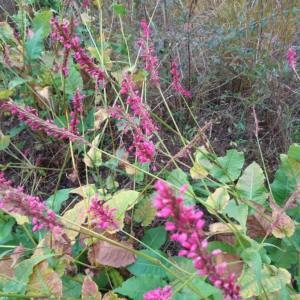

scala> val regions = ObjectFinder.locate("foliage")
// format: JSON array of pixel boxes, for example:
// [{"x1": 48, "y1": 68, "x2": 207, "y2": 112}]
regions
[{"x1": 0, "y1": 0, "x2": 299, "y2": 299}]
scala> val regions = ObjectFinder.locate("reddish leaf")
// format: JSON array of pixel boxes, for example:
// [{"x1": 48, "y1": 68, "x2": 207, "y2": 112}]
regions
[
  {"x1": 82, "y1": 275, "x2": 102, "y2": 300},
  {"x1": 11, "y1": 244, "x2": 25, "y2": 267},
  {"x1": 26, "y1": 260, "x2": 63, "y2": 298},
  {"x1": 88, "y1": 240, "x2": 136, "y2": 268}
]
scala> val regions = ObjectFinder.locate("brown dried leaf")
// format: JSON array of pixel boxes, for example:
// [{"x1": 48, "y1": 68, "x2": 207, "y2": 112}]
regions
[
  {"x1": 0, "y1": 257, "x2": 14, "y2": 279},
  {"x1": 94, "y1": 107, "x2": 109, "y2": 129},
  {"x1": 27, "y1": 260, "x2": 63, "y2": 298},
  {"x1": 270, "y1": 201, "x2": 295, "y2": 238},
  {"x1": 82, "y1": 275, "x2": 102, "y2": 300},
  {"x1": 209, "y1": 222, "x2": 241, "y2": 245},
  {"x1": 215, "y1": 252, "x2": 243, "y2": 278},
  {"x1": 88, "y1": 240, "x2": 136, "y2": 268}
]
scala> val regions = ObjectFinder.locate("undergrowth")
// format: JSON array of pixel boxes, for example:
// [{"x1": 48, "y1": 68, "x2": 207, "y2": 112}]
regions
[{"x1": 0, "y1": 0, "x2": 299, "y2": 299}]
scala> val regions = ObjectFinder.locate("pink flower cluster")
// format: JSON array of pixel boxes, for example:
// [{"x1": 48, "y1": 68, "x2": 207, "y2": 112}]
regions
[
  {"x1": 89, "y1": 195, "x2": 117, "y2": 230},
  {"x1": 0, "y1": 172, "x2": 61, "y2": 232},
  {"x1": 144, "y1": 285, "x2": 172, "y2": 300},
  {"x1": 70, "y1": 89, "x2": 85, "y2": 133},
  {"x1": 1, "y1": 100, "x2": 80, "y2": 142},
  {"x1": 50, "y1": 18, "x2": 105, "y2": 85},
  {"x1": 82, "y1": 0, "x2": 90, "y2": 9},
  {"x1": 110, "y1": 73, "x2": 157, "y2": 163},
  {"x1": 137, "y1": 19, "x2": 160, "y2": 85},
  {"x1": 153, "y1": 180, "x2": 240, "y2": 300},
  {"x1": 170, "y1": 59, "x2": 191, "y2": 98},
  {"x1": 287, "y1": 47, "x2": 297, "y2": 71}
]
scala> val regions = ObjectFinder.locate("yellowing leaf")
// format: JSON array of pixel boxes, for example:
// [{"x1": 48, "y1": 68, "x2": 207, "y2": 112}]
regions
[
  {"x1": 71, "y1": 184, "x2": 97, "y2": 198},
  {"x1": 82, "y1": 275, "x2": 102, "y2": 300},
  {"x1": 94, "y1": 107, "x2": 109, "y2": 129},
  {"x1": 133, "y1": 196, "x2": 156, "y2": 227},
  {"x1": 26, "y1": 260, "x2": 62, "y2": 299},
  {"x1": 103, "y1": 291, "x2": 126, "y2": 300},
  {"x1": 88, "y1": 240, "x2": 135, "y2": 268},
  {"x1": 190, "y1": 160, "x2": 208, "y2": 179},
  {"x1": 62, "y1": 200, "x2": 88, "y2": 241},
  {"x1": 83, "y1": 135, "x2": 103, "y2": 167},
  {"x1": 106, "y1": 190, "x2": 140, "y2": 232},
  {"x1": 0, "y1": 89, "x2": 13, "y2": 100},
  {"x1": 206, "y1": 186, "x2": 230, "y2": 214}
]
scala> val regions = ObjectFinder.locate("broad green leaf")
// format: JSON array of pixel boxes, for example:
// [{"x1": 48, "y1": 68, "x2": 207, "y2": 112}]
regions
[
  {"x1": 167, "y1": 168, "x2": 195, "y2": 205},
  {"x1": 127, "y1": 249, "x2": 169, "y2": 278},
  {"x1": 65, "y1": 62, "x2": 83, "y2": 96},
  {"x1": 114, "y1": 276, "x2": 166, "y2": 300},
  {"x1": 62, "y1": 275, "x2": 82, "y2": 298},
  {"x1": 271, "y1": 144, "x2": 300, "y2": 204},
  {"x1": 8, "y1": 78, "x2": 30, "y2": 89},
  {"x1": 46, "y1": 188, "x2": 72, "y2": 213},
  {"x1": 0, "y1": 217, "x2": 14, "y2": 242},
  {"x1": 32, "y1": 10, "x2": 52, "y2": 38},
  {"x1": 0, "y1": 135, "x2": 10, "y2": 151},
  {"x1": 239, "y1": 265, "x2": 291, "y2": 298},
  {"x1": 236, "y1": 162, "x2": 268, "y2": 205},
  {"x1": 241, "y1": 247, "x2": 262, "y2": 281},
  {"x1": 25, "y1": 28, "x2": 44, "y2": 60},
  {"x1": 133, "y1": 196, "x2": 156, "y2": 227},
  {"x1": 223, "y1": 200, "x2": 248, "y2": 228},
  {"x1": 210, "y1": 149, "x2": 244, "y2": 183},
  {"x1": 142, "y1": 226, "x2": 167, "y2": 249},
  {"x1": 83, "y1": 135, "x2": 102, "y2": 167},
  {"x1": 106, "y1": 190, "x2": 139, "y2": 232},
  {"x1": 206, "y1": 186, "x2": 230, "y2": 214}
]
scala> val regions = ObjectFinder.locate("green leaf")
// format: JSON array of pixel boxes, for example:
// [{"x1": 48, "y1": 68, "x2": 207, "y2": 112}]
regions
[
  {"x1": 65, "y1": 62, "x2": 83, "y2": 96},
  {"x1": 0, "y1": 135, "x2": 10, "y2": 151},
  {"x1": 62, "y1": 275, "x2": 83, "y2": 298},
  {"x1": 106, "y1": 190, "x2": 140, "y2": 231},
  {"x1": 142, "y1": 226, "x2": 167, "y2": 249},
  {"x1": 0, "y1": 217, "x2": 14, "y2": 242},
  {"x1": 32, "y1": 10, "x2": 52, "y2": 38},
  {"x1": 127, "y1": 249, "x2": 169, "y2": 278},
  {"x1": 167, "y1": 168, "x2": 195, "y2": 205},
  {"x1": 133, "y1": 196, "x2": 156, "y2": 227},
  {"x1": 114, "y1": 276, "x2": 166, "y2": 300},
  {"x1": 8, "y1": 78, "x2": 30, "y2": 89},
  {"x1": 236, "y1": 162, "x2": 268, "y2": 205},
  {"x1": 25, "y1": 28, "x2": 44, "y2": 60},
  {"x1": 206, "y1": 186, "x2": 230, "y2": 214},
  {"x1": 271, "y1": 144, "x2": 300, "y2": 204},
  {"x1": 46, "y1": 189, "x2": 72, "y2": 213},
  {"x1": 223, "y1": 200, "x2": 248, "y2": 228},
  {"x1": 112, "y1": 4, "x2": 127, "y2": 15},
  {"x1": 210, "y1": 149, "x2": 245, "y2": 183}
]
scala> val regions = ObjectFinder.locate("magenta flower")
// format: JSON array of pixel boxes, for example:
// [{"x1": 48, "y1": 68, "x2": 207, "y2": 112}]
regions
[
  {"x1": 120, "y1": 73, "x2": 157, "y2": 136},
  {"x1": 82, "y1": 0, "x2": 90, "y2": 9},
  {"x1": 89, "y1": 195, "x2": 118, "y2": 230},
  {"x1": 70, "y1": 89, "x2": 85, "y2": 133},
  {"x1": 137, "y1": 19, "x2": 160, "y2": 85},
  {"x1": 50, "y1": 18, "x2": 105, "y2": 85},
  {"x1": 0, "y1": 172, "x2": 61, "y2": 232},
  {"x1": 1, "y1": 100, "x2": 80, "y2": 142},
  {"x1": 287, "y1": 47, "x2": 297, "y2": 70},
  {"x1": 144, "y1": 285, "x2": 172, "y2": 300},
  {"x1": 153, "y1": 180, "x2": 240, "y2": 300},
  {"x1": 170, "y1": 59, "x2": 191, "y2": 98}
]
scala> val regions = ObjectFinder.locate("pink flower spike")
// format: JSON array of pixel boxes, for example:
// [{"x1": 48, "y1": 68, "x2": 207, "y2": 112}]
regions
[
  {"x1": 287, "y1": 47, "x2": 297, "y2": 70},
  {"x1": 143, "y1": 285, "x2": 172, "y2": 300},
  {"x1": 140, "y1": 19, "x2": 151, "y2": 39},
  {"x1": 170, "y1": 59, "x2": 191, "y2": 98}
]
